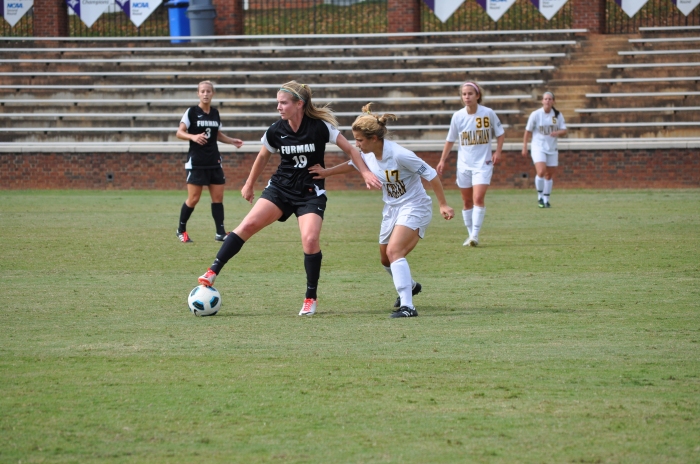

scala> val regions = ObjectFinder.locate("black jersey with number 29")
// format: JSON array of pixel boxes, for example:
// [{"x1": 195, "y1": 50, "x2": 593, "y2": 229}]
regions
[
  {"x1": 263, "y1": 116, "x2": 338, "y2": 197},
  {"x1": 181, "y1": 106, "x2": 222, "y2": 169}
]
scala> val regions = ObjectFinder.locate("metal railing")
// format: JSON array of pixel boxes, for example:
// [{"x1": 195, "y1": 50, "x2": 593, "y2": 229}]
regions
[
  {"x1": 243, "y1": 0, "x2": 388, "y2": 35},
  {"x1": 421, "y1": 0, "x2": 572, "y2": 32},
  {"x1": 606, "y1": 0, "x2": 700, "y2": 33}
]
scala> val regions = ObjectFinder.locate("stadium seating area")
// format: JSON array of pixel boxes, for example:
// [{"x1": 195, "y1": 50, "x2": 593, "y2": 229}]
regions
[{"x1": 0, "y1": 27, "x2": 697, "y2": 151}]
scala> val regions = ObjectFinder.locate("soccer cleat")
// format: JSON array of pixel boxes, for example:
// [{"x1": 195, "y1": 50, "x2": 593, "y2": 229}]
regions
[
  {"x1": 538, "y1": 198, "x2": 545, "y2": 208},
  {"x1": 463, "y1": 237, "x2": 479, "y2": 247},
  {"x1": 391, "y1": 306, "x2": 418, "y2": 318},
  {"x1": 545, "y1": 201, "x2": 551, "y2": 208},
  {"x1": 299, "y1": 298, "x2": 317, "y2": 316},
  {"x1": 394, "y1": 282, "x2": 422, "y2": 308},
  {"x1": 177, "y1": 230, "x2": 192, "y2": 243},
  {"x1": 198, "y1": 268, "x2": 217, "y2": 287},
  {"x1": 214, "y1": 233, "x2": 228, "y2": 242}
]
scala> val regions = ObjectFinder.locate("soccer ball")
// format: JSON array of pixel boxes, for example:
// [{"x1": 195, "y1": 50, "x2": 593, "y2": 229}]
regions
[{"x1": 188, "y1": 285, "x2": 221, "y2": 316}]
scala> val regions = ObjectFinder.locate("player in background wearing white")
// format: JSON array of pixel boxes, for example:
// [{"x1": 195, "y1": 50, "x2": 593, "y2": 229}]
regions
[
  {"x1": 175, "y1": 81, "x2": 244, "y2": 243},
  {"x1": 437, "y1": 81, "x2": 505, "y2": 247},
  {"x1": 197, "y1": 81, "x2": 381, "y2": 316},
  {"x1": 309, "y1": 104, "x2": 454, "y2": 318},
  {"x1": 521, "y1": 91, "x2": 567, "y2": 208}
]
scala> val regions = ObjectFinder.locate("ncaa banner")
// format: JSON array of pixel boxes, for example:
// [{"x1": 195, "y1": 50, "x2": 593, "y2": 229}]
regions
[
  {"x1": 476, "y1": 0, "x2": 517, "y2": 22},
  {"x1": 2, "y1": 0, "x2": 33, "y2": 27},
  {"x1": 530, "y1": 0, "x2": 568, "y2": 20},
  {"x1": 422, "y1": 0, "x2": 465, "y2": 23},
  {"x1": 614, "y1": 0, "x2": 649, "y2": 17},
  {"x1": 115, "y1": 0, "x2": 162, "y2": 27},
  {"x1": 66, "y1": 0, "x2": 111, "y2": 28},
  {"x1": 673, "y1": 0, "x2": 700, "y2": 15}
]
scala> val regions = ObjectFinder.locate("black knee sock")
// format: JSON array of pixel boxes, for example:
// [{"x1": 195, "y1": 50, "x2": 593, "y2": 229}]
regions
[
  {"x1": 304, "y1": 251, "x2": 322, "y2": 300},
  {"x1": 178, "y1": 202, "x2": 195, "y2": 233},
  {"x1": 210, "y1": 232, "x2": 245, "y2": 274},
  {"x1": 211, "y1": 202, "x2": 225, "y2": 235}
]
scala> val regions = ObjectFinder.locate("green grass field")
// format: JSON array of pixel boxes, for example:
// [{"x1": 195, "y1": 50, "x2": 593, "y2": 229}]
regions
[{"x1": 1, "y1": 189, "x2": 699, "y2": 463}]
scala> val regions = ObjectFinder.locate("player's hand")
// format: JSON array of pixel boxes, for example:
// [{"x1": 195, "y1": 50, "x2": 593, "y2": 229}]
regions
[
  {"x1": 492, "y1": 151, "x2": 501, "y2": 165},
  {"x1": 521, "y1": 148, "x2": 528, "y2": 157},
  {"x1": 436, "y1": 161, "x2": 445, "y2": 177},
  {"x1": 232, "y1": 138, "x2": 244, "y2": 148},
  {"x1": 192, "y1": 133, "x2": 208, "y2": 145},
  {"x1": 440, "y1": 205, "x2": 454, "y2": 220},
  {"x1": 241, "y1": 183, "x2": 255, "y2": 204},
  {"x1": 308, "y1": 164, "x2": 327, "y2": 179},
  {"x1": 361, "y1": 170, "x2": 382, "y2": 190}
]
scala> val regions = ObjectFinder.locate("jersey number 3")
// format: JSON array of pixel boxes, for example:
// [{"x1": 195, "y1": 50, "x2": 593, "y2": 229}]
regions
[{"x1": 293, "y1": 155, "x2": 308, "y2": 168}]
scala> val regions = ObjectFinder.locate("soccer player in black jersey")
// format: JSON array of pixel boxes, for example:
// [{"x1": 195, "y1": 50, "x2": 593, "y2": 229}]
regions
[
  {"x1": 197, "y1": 81, "x2": 381, "y2": 316},
  {"x1": 176, "y1": 81, "x2": 243, "y2": 243}
]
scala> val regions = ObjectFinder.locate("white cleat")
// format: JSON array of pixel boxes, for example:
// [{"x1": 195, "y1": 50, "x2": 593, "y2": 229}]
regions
[
  {"x1": 299, "y1": 298, "x2": 317, "y2": 316},
  {"x1": 463, "y1": 237, "x2": 479, "y2": 247}
]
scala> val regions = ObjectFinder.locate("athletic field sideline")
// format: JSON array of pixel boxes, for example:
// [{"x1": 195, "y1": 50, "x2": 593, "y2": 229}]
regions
[{"x1": 1, "y1": 189, "x2": 698, "y2": 463}]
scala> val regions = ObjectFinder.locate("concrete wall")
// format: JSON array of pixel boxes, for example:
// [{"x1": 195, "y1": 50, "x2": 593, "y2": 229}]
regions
[{"x1": 2, "y1": 149, "x2": 698, "y2": 190}]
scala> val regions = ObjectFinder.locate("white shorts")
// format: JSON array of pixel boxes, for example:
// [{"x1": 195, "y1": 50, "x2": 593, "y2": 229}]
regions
[
  {"x1": 456, "y1": 165, "x2": 493, "y2": 189},
  {"x1": 379, "y1": 196, "x2": 433, "y2": 245},
  {"x1": 531, "y1": 150, "x2": 559, "y2": 167}
]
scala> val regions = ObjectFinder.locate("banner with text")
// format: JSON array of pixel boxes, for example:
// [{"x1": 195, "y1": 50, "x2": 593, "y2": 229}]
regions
[
  {"x1": 614, "y1": 0, "x2": 649, "y2": 17},
  {"x1": 115, "y1": 0, "x2": 162, "y2": 27},
  {"x1": 2, "y1": 0, "x2": 33, "y2": 26},
  {"x1": 529, "y1": 0, "x2": 568, "y2": 19},
  {"x1": 476, "y1": 0, "x2": 517, "y2": 22},
  {"x1": 673, "y1": 0, "x2": 700, "y2": 15},
  {"x1": 66, "y1": 0, "x2": 112, "y2": 28},
  {"x1": 422, "y1": 0, "x2": 465, "y2": 22}
]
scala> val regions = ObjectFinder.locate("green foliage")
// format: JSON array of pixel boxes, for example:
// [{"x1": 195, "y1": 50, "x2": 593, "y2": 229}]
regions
[{"x1": 1, "y1": 189, "x2": 699, "y2": 463}]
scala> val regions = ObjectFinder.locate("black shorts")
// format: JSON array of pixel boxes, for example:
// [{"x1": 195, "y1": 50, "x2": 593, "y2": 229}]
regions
[
  {"x1": 186, "y1": 168, "x2": 226, "y2": 186},
  {"x1": 260, "y1": 184, "x2": 327, "y2": 222}
]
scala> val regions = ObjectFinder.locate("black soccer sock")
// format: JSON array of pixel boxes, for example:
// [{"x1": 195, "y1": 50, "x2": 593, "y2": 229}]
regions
[
  {"x1": 211, "y1": 202, "x2": 225, "y2": 235},
  {"x1": 304, "y1": 251, "x2": 323, "y2": 300},
  {"x1": 210, "y1": 232, "x2": 245, "y2": 274},
  {"x1": 178, "y1": 202, "x2": 195, "y2": 233}
]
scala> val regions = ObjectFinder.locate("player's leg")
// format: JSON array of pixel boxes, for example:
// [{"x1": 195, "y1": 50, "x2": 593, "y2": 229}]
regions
[
  {"x1": 178, "y1": 180, "x2": 203, "y2": 242},
  {"x1": 386, "y1": 225, "x2": 421, "y2": 317},
  {"x1": 469, "y1": 183, "x2": 489, "y2": 246},
  {"x1": 534, "y1": 161, "x2": 547, "y2": 208},
  {"x1": 543, "y1": 154, "x2": 558, "y2": 207},
  {"x1": 208, "y1": 182, "x2": 226, "y2": 240},
  {"x1": 457, "y1": 169, "x2": 475, "y2": 244},
  {"x1": 297, "y1": 211, "x2": 323, "y2": 315},
  {"x1": 381, "y1": 244, "x2": 422, "y2": 309},
  {"x1": 199, "y1": 198, "x2": 282, "y2": 286}
]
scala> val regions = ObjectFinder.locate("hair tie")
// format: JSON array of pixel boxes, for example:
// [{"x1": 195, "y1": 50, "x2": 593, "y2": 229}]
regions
[
  {"x1": 464, "y1": 82, "x2": 480, "y2": 95},
  {"x1": 279, "y1": 88, "x2": 306, "y2": 103}
]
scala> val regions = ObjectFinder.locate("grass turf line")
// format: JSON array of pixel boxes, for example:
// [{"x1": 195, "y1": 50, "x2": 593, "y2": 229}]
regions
[{"x1": 0, "y1": 189, "x2": 699, "y2": 463}]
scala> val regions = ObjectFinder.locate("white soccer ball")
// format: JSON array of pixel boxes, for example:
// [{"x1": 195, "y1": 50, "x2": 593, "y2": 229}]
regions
[{"x1": 188, "y1": 285, "x2": 221, "y2": 316}]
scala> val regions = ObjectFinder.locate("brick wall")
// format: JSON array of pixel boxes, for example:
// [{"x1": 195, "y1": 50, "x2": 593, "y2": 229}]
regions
[
  {"x1": 573, "y1": 0, "x2": 606, "y2": 33},
  {"x1": 387, "y1": 0, "x2": 421, "y2": 34},
  {"x1": 213, "y1": 0, "x2": 244, "y2": 35},
  {"x1": 33, "y1": 0, "x2": 69, "y2": 37},
  {"x1": 2, "y1": 150, "x2": 698, "y2": 190}
]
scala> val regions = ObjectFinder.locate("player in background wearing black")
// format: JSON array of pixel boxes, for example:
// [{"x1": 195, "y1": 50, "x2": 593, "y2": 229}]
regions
[
  {"x1": 176, "y1": 80, "x2": 244, "y2": 243},
  {"x1": 197, "y1": 81, "x2": 382, "y2": 316}
]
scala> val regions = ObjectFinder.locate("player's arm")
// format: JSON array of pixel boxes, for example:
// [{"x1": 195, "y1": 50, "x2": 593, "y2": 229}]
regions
[
  {"x1": 493, "y1": 133, "x2": 505, "y2": 165},
  {"x1": 177, "y1": 122, "x2": 207, "y2": 145},
  {"x1": 428, "y1": 175, "x2": 454, "y2": 221},
  {"x1": 335, "y1": 134, "x2": 382, "y2": 190},
  {"x1": 217, "y1": 131, "x2": 244, "y2": 148},
  {"x1": 522, "y1": 130, "x2": 532, "y2": 156},
  {"x1": 308, "y1": 161, "x2": 356, "y2": 179},
  {"x1": 437, "y1": 141, "x2": 455, "y2": 177},
  {"x1": 241, "y1": 146, "x2": 272, "y2": 204},
  {"x1": 550, "y1": 128, "x2": 567, "y2": 138}
]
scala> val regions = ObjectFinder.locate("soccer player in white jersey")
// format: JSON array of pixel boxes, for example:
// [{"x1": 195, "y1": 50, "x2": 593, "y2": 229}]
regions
[
  {"x1": 310, "y1": 104, "x2": 455, "y2": 318},
  {"x1": 437, "y1": 81, "x2": 505, "y2": 247},
  {"x1": 175, "y1": 81, "x2": 244, "y2": 243},
  {"x1": 521, "y1": 91, "x2": 567, "y2": 208},
  {"x1": 197, "y1": 81, "x2": 381, "y2": 316}
]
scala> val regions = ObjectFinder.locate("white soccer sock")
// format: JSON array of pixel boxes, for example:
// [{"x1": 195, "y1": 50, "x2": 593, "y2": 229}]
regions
[
  {"x1": 472, "y1": 206, "x2": 485, "y2": 241},
  {"x1": 390, "y1": 258, "x2": 414, "y2": 309},
  {"x1": 384, "y1": 265, "x2": 416, "y2": 291},
  {"x1": 462, "y1": 208, "x2": 473, "y2": 238},
  {"x1": 543, "y1": 178, "x2": 553, "y2": 203},
  {"x1": 535, "y1": 176, "x2": 544, "y2": 200}
]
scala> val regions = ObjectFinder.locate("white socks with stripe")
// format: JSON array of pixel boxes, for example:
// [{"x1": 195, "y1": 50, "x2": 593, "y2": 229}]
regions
[
  {"x1": 390, "y1": 258, "x2": 414, "y2": 309},
  {"x1": 535, "y1": 175, "x2": 544, "y2": 201},
  {"x1": 462, "y1": 208, "x2": 473, "y2": 238},
  {"x1": 543, "y1": 178, "x2": 553, "y2": 204},
  {"x1": 472, "y1": 206, "x2": 485, "y2": 242}
]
